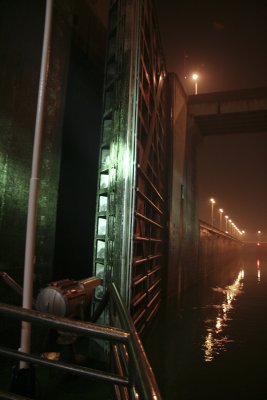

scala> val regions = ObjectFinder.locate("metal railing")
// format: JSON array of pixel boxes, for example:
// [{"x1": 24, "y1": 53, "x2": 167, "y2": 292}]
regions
[{"x1": 0, "y1": 282, "x2": 162, "y2": 400}]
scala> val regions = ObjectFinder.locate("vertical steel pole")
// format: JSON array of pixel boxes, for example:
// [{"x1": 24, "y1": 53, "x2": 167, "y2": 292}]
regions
[
  {"x1": 20, "y1": 0, "x2": 53, "y2": 369},
  {"x1": 225, "y1": 216, "x2": 228, "y2": 233}
]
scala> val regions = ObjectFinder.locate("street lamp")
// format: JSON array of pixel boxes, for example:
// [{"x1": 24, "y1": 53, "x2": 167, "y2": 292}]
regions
[
  {"x1": 233, "y1": 223, "x2": 237, "y2": 237},
  {"x1": 219, "y1": 209, "x2": 223, "y2": 231},
  {"x1": 210, "y1": 198, "x2": 215, "y2": 226},
  {"x1": 225, "y1": 215, "x2": 229, "y2": 233},
  {"x1": 192, "y1": 73, "x2": 198, "y2": 94}
]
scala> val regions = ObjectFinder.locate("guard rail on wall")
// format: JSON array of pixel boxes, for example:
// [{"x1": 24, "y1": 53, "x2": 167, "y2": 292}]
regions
[
  {"x1": 0, "y1": 282, "x2": 162, "y2": 400},
  {"x1": 199, "y1": 219, "x2": 242, "y2": 242}
]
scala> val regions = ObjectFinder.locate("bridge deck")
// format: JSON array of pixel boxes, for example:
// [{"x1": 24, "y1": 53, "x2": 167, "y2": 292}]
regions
[{"x1": 188, "y1": 86, "x2": 267, "y2": 136}]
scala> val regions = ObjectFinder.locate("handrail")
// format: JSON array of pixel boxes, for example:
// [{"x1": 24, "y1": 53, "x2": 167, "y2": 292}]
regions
[
  {"x1": 0, "y1": 282, "x2": 162, "y2": 400},
  {"x1": 199, "y1": 219, "x2": 242, "y2": 242},
  {"x1": 0, "y1": 303, "x2": 129, "y2": 343},
  {"x1": 0, "y1": 273, "x2": 24, "y2": 298},
  {"x1": 0, "y1": 346, "x2": 128, "y2": 386},
  {"x1": 108, "y1": 283, "x2": 162, "y2": 400},
  {"x1": 0, "y1": 390, "x2": 32, "y2": 400}
]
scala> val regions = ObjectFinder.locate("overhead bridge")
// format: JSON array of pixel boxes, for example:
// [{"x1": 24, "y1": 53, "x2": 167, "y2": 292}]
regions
[{"x1": 188, "y1": 86, "x2": 267, "y2": 136}]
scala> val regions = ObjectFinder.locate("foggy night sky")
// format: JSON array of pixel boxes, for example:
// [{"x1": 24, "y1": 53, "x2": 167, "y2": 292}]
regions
[{"x1": 155, "y1": 0, "x2": 267, "y2": 241}]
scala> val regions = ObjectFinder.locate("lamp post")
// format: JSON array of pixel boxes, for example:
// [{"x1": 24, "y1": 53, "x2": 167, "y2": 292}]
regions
[
  {"x1": 210, "y1": 198, "x2": 215, "y2": 226},
  {"x1": 219, "y1": 209, "x2": 223, "y2": 231},
  {"x1": 257, "y1": 230, "x2": 261, "y2": 244},
  {"x1": 225, "y1": 215, "x2": 229, "y2": 233},
  {"x1": 233, "y1": 223, "x2": 236, "y2": 237},
  {"x1": 228, "y1": 219, "x2": 232, "y2": 235},
  {"x1": 192, "y1": 73, "x2": 198, "y2": 94},
  {"x1": 231, "y1": 221, "x2": 234, "y2": 236}
]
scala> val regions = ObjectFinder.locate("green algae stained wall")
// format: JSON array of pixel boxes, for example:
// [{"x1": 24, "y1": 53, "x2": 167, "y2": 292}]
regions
[
  {"x1": 53, "y1": 0, "x2": 106, "y2": 281},
  {"x1": 0, "y1": 0, "x2": 71, "y2": 300}
]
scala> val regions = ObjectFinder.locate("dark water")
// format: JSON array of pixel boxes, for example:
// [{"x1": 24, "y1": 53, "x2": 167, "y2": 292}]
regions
[{"x1": 149, "y1": 249, "x2": 267, "y2": 400}]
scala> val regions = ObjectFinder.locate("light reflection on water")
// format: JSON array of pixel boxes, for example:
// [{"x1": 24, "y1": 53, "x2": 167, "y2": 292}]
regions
[
  {"x1": 147, "y1": 250, "x2": 267, "y2": 399},
  {"x1": 203, "y1": 269, "x2": 245, "y2": 362},
  {"x1": 257, "y1": 259, "x2": 261, "y2": 283}
]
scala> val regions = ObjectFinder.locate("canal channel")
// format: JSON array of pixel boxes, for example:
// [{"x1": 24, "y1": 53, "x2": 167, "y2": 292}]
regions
[{"x1": 146, "y1": 247, "x2": 267, "y2": 400}]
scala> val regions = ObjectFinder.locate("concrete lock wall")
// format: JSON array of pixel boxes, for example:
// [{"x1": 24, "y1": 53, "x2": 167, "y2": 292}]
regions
[
  {"x1": 199, "y1": 222, "x2": 242, "y2": 280},
  {"x1": 52, "y1": 0, "x2": 107, "y2": 281},
  {"x1": 166, "y1": 73, "x2": 199, "y2": 312},
  {"x1": 0, "y1": 1, "x2": 107, "y2": 310},
  {"x1": 0, "y1": 1, "x2": 70, "y2": 303}
]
